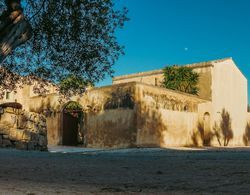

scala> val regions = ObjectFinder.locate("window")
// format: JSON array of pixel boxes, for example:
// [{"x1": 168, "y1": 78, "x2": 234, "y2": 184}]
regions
[{"x1": 6, "y1": 92, "x2": 10, "y2": 100}]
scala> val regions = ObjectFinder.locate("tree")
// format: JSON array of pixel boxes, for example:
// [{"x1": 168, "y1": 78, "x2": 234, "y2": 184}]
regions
[
  {"x1": 0, "y1": 0, "x2": 128, "y2": 95},
  {"x1": 0, "y1": 0, "x2": 32, "y2": 62},
  {"x1": 162, "y1": 65, "x2": 199, "y2": 95},
  {"x1": 59, "y1": 75, "x2": 93, "y2": 97}
]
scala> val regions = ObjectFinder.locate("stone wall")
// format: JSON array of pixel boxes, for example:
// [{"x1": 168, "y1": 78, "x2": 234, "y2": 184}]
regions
[{"x1": 0, "y1": 110, "x2": 47, "y2": 151}]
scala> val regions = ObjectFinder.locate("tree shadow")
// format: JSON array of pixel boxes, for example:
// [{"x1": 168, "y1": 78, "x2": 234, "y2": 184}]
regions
[
  {"x1": 191, "y1": 121, "x2": 213, "y2": 147},
  {"x1": 243, "y1": 122, "x2": 250, "y2": 146},
  {"x1": 220, "y1": 109, "x2": 233, "y2": 146},
  {"x1": 104, "y1": 87, "x2": 134, "y2": 110},
  {"x1": 191, "y1": 108, "x2": 233, "y2": 147},
  {"x1": 137, "y1": 105, "x2": 168, "y2": 147}
]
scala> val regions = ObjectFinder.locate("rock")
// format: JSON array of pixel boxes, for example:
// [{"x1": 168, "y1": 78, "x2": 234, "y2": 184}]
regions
[
  {"x1": 9, "y1": 129, "x2": 24, "y2": 141},
  {"x1": 39, "y1": 120, "x2": 46, "y2": 128},
  {"x1": 27, "y1": 142, "x2": 35, "y2": 150},
  {"x1": 0, "y1": 111, "x2": 47, "y2": 151},
  {"x1": 2, "y1": 134, "x2": 9, "y2": 139},
  {"x1": 39, "y1": 135, "x2": 47, "y2": 146},
  {"x1": 2, "y1": 139, "x2": 12, "y2": 147},
  {"x1": 26, "y1": 121, "x2": 34, "y2": 129},
  {"x1": 16, "y1": 142, "x2": 27, "y2": 150}
]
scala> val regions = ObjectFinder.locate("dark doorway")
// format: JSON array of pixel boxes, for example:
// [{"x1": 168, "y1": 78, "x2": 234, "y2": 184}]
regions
[{"x1": 62, "y1": 102, "x2": 83, "y2": 146}]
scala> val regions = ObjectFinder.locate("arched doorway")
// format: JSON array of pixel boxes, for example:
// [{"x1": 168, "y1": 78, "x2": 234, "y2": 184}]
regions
[{"x1": 62, "y1": 101, "x2": 83, "y2": 146}]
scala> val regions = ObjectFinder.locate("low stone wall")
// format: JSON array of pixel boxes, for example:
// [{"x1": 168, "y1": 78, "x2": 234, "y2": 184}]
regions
[{"x1": 0, "y1": 111, "x2": 47, "y2": 151}]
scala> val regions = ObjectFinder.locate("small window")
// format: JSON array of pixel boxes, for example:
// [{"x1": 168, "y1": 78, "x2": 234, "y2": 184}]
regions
[{"x1": 6, "y1": 92, "x2": 10, "y2": 100}]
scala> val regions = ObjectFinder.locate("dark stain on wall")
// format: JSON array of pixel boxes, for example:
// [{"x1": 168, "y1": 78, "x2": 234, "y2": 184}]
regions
[{"x1": 104, "y1": 87, "x2": 134, "y2": 110}]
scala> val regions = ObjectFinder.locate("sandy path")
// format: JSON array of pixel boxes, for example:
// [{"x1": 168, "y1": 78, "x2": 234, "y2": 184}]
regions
[{"x1": 0, "y1": 147, "x2": 250, "y2": 194}]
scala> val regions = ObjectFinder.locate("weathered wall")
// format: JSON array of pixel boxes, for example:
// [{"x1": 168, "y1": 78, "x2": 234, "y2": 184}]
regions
[
  {"x1": 113, "y1": 70, "x2": 164, "y2": 86},
  {"x1": 86, "y1": 110, "x2": 137, "y2": 148},
  {"x1": 81, "y1": 82, "x2": 137, "y2": 148},
  {"x1": 135, "y1": 83, "x2": 203, "y2": 147},
  {"x1": 27, "y1": 94, "x2": 62, "y2": 146},
  {"x1": 83, "y1": 82, "x2": 208, "y2": 148},
  {"x1": 211, "y1": 59, "x2": 248, "y2": 146},
  {"x1": 193, "y1": 66, "x2": 212, "y2": 100},
  {"x1": 46, "y1": 112, "x2": 61, "y2": 146}
]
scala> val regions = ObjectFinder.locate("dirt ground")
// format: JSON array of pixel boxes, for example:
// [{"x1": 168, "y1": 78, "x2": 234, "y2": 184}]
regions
[{"x1": 1, "y1": 147, "x2": 250, "y2": 194}]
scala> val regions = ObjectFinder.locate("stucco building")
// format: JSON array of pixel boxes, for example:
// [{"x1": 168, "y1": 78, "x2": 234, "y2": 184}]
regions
[{"x1": 0, "y1": 57, "x2": 249, "y2": 149}]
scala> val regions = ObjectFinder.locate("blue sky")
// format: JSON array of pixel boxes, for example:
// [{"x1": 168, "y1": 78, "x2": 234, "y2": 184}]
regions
[{"x1": 98, "y1": 0, "x2": 250, "y2": 103}]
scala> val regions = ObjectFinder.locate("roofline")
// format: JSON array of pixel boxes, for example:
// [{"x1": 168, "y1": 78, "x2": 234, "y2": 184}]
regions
[
  {"x1": 113, "y1": 57, "x2": 231, "y2": 82},
  {"x1": 89, "y1": 81, "x2": 209, "y2": 103},
  {"x1": 225, "y1": 58, "x2": 247, "y2": 80}
]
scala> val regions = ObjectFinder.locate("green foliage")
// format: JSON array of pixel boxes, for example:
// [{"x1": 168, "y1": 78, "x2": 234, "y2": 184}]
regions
[
  {"x1": 162, "y1": 66, "x2": 199, "y2": 95},
  {"x1": 1, "y1": 0, "x2": 128, "y2": 95},
  {"x1": 64, "y1": 101, "x2": 82, "y2": 111},
  {"x1": 248, "y1": 105, "x2": 250, "y2": 112},
  {"x1": 64, "y1": 101, "x2": 83, "y2": 121},
  {"x1": 59, "y1": 75, "x2": 93, "y2": 96}
]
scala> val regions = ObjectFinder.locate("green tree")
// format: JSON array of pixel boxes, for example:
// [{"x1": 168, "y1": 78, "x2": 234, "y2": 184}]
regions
[
  {"x1": 0, "y1": 0, "x2": 128, "y2": 95},
  {"x1": 59, "y1": 75, "x2": 93, "y2": 97},
  {"x1": 162, "y1": 66, "x2": 199, "y2": 95}
]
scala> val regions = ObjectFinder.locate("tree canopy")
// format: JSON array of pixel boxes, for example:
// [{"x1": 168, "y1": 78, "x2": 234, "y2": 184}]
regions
[
  {"x1": 162, "y1": 65, "x2": 199, "y2": 95},
  {"x1": 0, "y1": 0, "x2": 128, "y2": 95}
]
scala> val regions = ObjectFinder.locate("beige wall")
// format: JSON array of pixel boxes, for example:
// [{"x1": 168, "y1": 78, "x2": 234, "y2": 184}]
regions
[
  {"x1": 136, "y1": 83, "x2": 204, "y2": 147},
  {"x1": 114, "y1": 72, "x2": 164, "y2": 86},
  {"x1": 46, "y1": 112, "x2": 61, "y2": 146},
  {"x1": 193, "y1": 66, "x2": 212, "y2": 100},
  {"x1": 211, "y1": 59, "x2": 248, "y2": 145},
  {"x1": 113, "y1": 65, "x2": 213, "y2": 101},
  {"x1": 81, "y1": 82, "x2": 137, "y2": 148},
  {"x1": 82, "y1": 82, "x2": 206, "y2": 148},
  {"x1": 86, "y1": 110, "x2": 137, "y2": 148}
]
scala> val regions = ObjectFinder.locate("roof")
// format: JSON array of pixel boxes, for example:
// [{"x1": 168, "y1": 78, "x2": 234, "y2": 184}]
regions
[{"x1": 113, "y1": 57, "x2": 232, "y2": 82}]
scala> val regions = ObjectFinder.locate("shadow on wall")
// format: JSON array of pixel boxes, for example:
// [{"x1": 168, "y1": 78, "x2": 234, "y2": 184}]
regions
[
  {"x1": 243, "y1": 122, "x2": 250, "y2": 146},
  {"x1": 104, "y1": 88, "x2": 134, "y2": 110},
  {"x1": 192, "y1": 108, "x2": 233, "y2": 146},
  {"x1": 138, "y1": 105, "x2": 167, "y2": 147}
]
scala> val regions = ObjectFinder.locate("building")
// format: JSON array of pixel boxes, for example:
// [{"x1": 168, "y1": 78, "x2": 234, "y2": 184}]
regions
[{"x1": 0, "y1": 57, "x2": 249, "y2": 149}]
